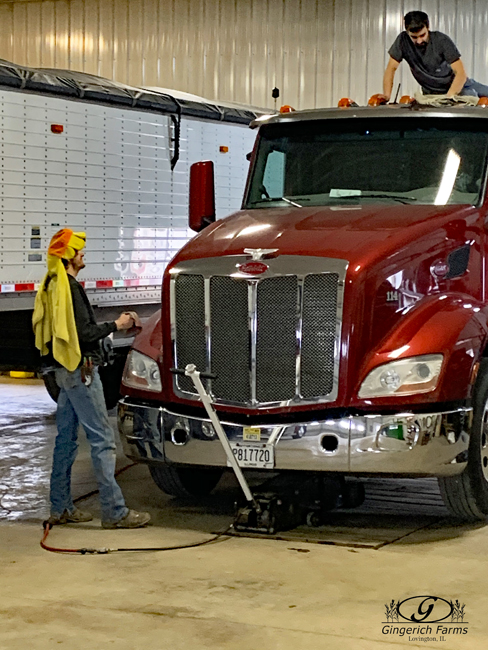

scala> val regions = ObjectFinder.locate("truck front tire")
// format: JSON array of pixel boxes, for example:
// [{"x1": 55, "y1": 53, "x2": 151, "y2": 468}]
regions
[
  {"x1": 149, "y1": 464, "x2": 223, "y2": 498},
  {"x1": 439, "y1": 360, "x2": 488, "y2": 521}
]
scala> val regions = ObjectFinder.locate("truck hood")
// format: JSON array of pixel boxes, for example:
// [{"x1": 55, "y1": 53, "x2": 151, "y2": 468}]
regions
[{"x1": 177, "y1": 204, "x2": 476, "y2": 266}]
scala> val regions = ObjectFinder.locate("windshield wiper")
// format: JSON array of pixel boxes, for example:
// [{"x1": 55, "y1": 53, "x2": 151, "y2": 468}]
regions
[
  {"x1": 257, "y1": 196, "x2": 307, "y2": 207},
  {"x1": 330, "y1": 193, "x2": 417, "y2": 205}
]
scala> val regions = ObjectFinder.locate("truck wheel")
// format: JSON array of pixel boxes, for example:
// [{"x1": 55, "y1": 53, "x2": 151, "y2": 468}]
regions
[
  {"x1": 43, "y1": 371, "x2": 60, "y2": 403},
  {"x1": 438, "y1": 361, "x2": 488, "y2": 521},
  {"x1": 149, "y1": 465, "x2": 223, "y2": 498}
]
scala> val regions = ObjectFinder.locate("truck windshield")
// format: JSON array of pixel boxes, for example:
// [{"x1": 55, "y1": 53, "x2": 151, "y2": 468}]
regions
[{"x1": 245, "y1": 117, "x2": 488, "y2": 208}]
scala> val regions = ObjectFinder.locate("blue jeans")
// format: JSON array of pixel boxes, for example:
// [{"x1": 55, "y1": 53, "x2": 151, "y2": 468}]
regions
[
  {"x1": 50, "y1": 366, "x2": 128, "y2": 524},
  {"x1": 460, "y1": 78, "x2": 488, "y2": 98}
]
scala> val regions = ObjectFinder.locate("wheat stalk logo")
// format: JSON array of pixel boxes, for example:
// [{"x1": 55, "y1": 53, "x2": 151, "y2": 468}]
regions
[
  {"x1": 385, "y1": 599, "x2": 400, "y2": 622},
  {"x1": 450, "y1": 600, "x2": 465, "y2": 622}
]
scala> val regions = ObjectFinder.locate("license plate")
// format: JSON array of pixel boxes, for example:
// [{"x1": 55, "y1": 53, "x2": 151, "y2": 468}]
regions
[{"x1": 228, "y1": 442, "x2": 274, "y2": 469}]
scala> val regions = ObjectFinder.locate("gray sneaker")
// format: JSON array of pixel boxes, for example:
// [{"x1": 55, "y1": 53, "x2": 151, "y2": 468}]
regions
[
  {"x1": 102, "y1": 509, "x2": 151, "y2": 529},
  {"x1": 48, "y1": 507, "x2": 93, "y2": 525}
]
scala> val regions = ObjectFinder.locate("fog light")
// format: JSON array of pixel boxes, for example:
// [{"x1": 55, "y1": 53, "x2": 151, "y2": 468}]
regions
[{"x1": 201, "y1": 422, "x2": 216, "y2": 439}]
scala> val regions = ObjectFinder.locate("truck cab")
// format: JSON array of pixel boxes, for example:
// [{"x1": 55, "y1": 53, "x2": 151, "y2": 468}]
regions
[{"x1": 118, "y1": 103, "x2": 488, "y2": 521}]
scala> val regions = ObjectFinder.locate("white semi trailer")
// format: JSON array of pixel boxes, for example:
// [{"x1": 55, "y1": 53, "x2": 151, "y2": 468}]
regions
[{"x1": 0, "y1": 60, "x2": 260, "y2": 405}]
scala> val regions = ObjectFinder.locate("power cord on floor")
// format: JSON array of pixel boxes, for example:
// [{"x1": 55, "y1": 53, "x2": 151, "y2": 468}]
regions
[
  {"x1": 41, "y1": 462, "x2": 232, "y2": 554},
  {"x1": 40, "y1": 520, "x2": 233, "y2": 554}
]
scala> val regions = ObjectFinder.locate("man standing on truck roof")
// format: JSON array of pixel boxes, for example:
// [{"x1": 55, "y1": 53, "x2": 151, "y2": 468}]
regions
[
  {"x1": 382, "y1": 10, "x2": 488, "y2": 101},
  {"x1": 33, "y1": 228, "x2": 151, "y2": 529}
]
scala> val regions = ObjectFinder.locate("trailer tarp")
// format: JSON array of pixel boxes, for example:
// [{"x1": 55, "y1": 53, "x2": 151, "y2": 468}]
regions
[{"x1": 0, "y1": 59, "x2": 259, "y2": 124}]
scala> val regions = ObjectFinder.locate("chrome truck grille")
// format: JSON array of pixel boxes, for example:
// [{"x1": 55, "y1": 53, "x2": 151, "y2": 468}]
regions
[{"x1": 170, "y1": 255, "x2": 348, "y2": 407}]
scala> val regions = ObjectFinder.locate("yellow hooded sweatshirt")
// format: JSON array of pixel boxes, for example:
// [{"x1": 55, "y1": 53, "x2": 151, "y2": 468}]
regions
[{"x1": 32, "y1": 229, "x2": 86, "y2": 372}]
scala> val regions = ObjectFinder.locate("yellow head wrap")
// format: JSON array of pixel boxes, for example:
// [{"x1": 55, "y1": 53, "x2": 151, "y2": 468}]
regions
[{"x1": 32, "y1": 229, "x2": 87, "y2": 371}]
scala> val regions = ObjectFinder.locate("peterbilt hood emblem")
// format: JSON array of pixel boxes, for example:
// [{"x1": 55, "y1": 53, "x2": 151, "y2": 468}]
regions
[
  {"x1": 238, "y1": 248, "x2": 279, "y2": 275},
  {"x1": 238, "y1": 261, "x2": 269, "y2": 275}
]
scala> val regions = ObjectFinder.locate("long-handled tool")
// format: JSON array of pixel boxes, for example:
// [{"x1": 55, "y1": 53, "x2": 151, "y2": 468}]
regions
[{"x1": 184, "y1": 363, "x2": 259, "y2": 511}]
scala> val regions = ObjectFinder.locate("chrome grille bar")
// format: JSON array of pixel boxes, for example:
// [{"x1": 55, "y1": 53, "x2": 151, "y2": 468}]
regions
[{"x1": 249, "y1": 280, "x2": 258, "y2": 405}]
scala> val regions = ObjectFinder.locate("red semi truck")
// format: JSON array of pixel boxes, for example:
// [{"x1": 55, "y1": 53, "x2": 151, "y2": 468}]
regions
[{"x1": 117, "y1": 102, "x2": 488, "y2": 521}]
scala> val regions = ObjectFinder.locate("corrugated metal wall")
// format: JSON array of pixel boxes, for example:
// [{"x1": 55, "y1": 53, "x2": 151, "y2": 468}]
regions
[{"x1": 0, "y1": 0, "x2": 487, "y2": 109}]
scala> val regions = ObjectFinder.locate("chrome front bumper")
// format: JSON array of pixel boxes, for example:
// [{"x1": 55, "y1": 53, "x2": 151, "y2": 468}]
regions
[{"x1": 117, "y1": 399, "x2": 472, "y2": 477}]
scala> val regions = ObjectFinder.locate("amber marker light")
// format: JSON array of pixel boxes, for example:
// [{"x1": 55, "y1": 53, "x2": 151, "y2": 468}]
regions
[
  {"x1": 368, "y1": 94, "x2": 388, "y2": 106},
  {"x1": 50, "y1": 124, "x2": 64, "y2": 134},
  {"x1": 478, "y1": 96, "x2": 488, "y2": 107},
  {"x1": 471, "y1": 361, "x2": 480, "y2": 385},
  {"x1": 280, "y1": 105, "x2": 295, "y2": 113},
  {"x1": 338, "y1": 97, "x2": 358, "y2": 108},
  {"x1": 399, "y1": 95, "x2": 415, "y2": 104},
  {"x1": 219, "y1": 146, "x2": 229, "y2": 153}
]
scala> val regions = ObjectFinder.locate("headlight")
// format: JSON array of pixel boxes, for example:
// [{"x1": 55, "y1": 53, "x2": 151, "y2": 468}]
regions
[
  {"x1": 358, "y1": 354, "x2": 443, "y2": 399},
  {"x1": 122, "y1": 350, "x2": 162, "y2": 392}
]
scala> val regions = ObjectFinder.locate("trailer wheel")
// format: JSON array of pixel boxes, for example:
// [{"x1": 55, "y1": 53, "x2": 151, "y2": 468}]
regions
[
  {"x1": 149, "y1": 464, "x2": 223, "y2": 498},
  {"x1": 42, "y1": 371, "x2": 60, "y2": 403},
  {"x1": 438, "y1": 361, "x2": 488, "y2": 521}
]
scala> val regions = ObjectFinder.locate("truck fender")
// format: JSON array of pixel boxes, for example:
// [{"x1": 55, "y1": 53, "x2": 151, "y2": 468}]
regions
[{"x1": 355, "y1": 293, "x2": 488, "y2": 403}]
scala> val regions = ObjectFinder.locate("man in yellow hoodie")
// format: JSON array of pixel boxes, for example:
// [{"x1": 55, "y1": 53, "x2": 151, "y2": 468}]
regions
[{"x1": 33, "y1": 229, "x2": 150, "y2": 529}]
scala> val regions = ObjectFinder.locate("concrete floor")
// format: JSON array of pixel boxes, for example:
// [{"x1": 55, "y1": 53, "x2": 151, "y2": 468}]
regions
[{"x1": 1, "y1": 377, "x2": 487, "y2": 649}]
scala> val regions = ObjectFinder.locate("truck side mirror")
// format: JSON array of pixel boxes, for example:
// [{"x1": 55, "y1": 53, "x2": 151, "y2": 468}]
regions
[{"x1": 189, "y1": 161, "x2": 216, "y2": 232}]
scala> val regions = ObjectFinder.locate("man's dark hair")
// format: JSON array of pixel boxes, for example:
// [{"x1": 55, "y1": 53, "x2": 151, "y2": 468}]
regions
[
  {"x1": 404, "y1": 10, "x2": 429, "y2": 32},
  {"x1": 61, "y1": 250, "x2": 79, "y2": 269}
]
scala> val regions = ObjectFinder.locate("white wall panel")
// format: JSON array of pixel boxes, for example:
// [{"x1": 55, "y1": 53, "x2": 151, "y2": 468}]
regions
[
  {"x1": 26, "y1": 2, "x2": 42, "y2": 65},
  {"x1": 142, "y1": 0, "x2": 158, "y2": 85},
  {"x1": 0, "y1": 3, "x2": 13, "y2": 62},
  {"x1": 112, "y1": 0, "x2": 128, "y2": 83},
  {"x1": 282, "y1": 0, "x2": 301, "y2": 108},
  {"x1": 127, "y1": 0, "x2": 143, "y2": 85},
  {"x1": 52, "y1": 0, "x2": 70, "y2": 69},
  {"x1": 202, "y1": 0, "x2": 220, "y2": 99},
  {"x1": 98, "y1": 0, "x2": 113, "y2": 79},
  {"x1": 219, "y1": 0, "x2": 236, "y2": 102},
  {"x1": 11, "y1": 2, "x2": 27, "y2": 66},
  {"x1": 384, "y1": 0, "x2": 405, "y2": 101},
  {"x1": 456, "y1": 0, "x2": 475, "y2": 76},
  {"x1": 250, "y1": 0, "x2": 267, "y2": 107},
  {"x1": 40, "y1": 1, "x2": 55, "y2": 67},
  {"x1": 84, "y1": 0, "x2": 100, "y2": 75},
  {"x1": 315, "y1": 0, "x2": 333, "y2": 108},
  {"x1": 0, "y1": 0, "x2": 487, "y2": 109},
  {"x1": 266, "y1": 0, "x2": 284, "y2": 105}
]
